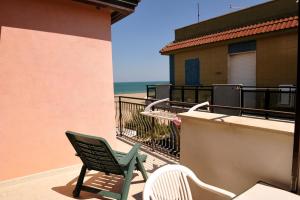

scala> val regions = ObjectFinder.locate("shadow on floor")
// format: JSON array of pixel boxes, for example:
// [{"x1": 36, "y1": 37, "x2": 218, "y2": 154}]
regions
[
  {"x1": 52, "y1": 170, "x2": 140, "y2": 200},
  {"x1": 132, "y1": 192, "x2": 143, "y2": 200},
  {"x1": 52, "y1": 151, "x2": 171, "y2": 199}
]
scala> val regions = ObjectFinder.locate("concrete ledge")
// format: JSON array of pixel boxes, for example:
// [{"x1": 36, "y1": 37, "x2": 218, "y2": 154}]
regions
[{"x1": 178, "y1": 111, "x2": 294, "y2": 135}]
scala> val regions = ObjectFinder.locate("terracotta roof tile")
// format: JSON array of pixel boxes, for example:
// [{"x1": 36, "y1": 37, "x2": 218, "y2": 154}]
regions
[{"x1": 160, "y1": 16, "x2": 298, "y2": 54}]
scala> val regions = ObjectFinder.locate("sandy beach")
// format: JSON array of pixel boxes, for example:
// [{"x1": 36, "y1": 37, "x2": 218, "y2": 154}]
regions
[
  {"x1": 114, "y1": 92, "x2": 147, "y2": 99},
  {"x1": 114, "y1": 92, "x2": 147, "y2": 103}
]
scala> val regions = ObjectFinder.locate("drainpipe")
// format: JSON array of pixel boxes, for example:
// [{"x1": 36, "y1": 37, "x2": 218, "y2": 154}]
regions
[{"x1": 291, "y1": 2, "x2": 299, "y2": 192}]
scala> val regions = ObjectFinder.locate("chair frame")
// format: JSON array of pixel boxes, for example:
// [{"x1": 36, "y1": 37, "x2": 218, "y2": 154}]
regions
[
  {"x1": 66, "y1": 131, "x2": 148, "y2": 200},
  {"x1": 143, "y1": 164, "x2": 236, "y2": 200}
]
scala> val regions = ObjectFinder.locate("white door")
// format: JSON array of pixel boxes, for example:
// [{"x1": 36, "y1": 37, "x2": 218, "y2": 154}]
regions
[{"x1": 228, "y1": 52, "x2": 256, "y2": 86}]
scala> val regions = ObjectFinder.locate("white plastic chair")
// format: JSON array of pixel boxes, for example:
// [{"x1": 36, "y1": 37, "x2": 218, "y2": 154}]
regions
[{"x1": 143, "y1": 164, "x2": 236, "y2": 200}]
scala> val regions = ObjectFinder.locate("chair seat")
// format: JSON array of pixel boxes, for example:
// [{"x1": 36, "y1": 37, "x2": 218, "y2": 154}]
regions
[{"x1": 114, "y1": 150, "x2": 147, "y2": 162}]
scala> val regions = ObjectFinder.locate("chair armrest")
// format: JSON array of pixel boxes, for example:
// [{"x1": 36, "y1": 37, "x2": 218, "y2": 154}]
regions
[
  {"x1": 118, "y1": 143, "x2": 141, "y2": 166},
  {"x1": 190, "y1": 172, "x2": 236, "y2": 198}
]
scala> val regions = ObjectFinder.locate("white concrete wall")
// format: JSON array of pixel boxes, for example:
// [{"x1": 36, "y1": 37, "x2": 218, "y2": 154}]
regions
[{"x1": 178, "y1": 111, "x2": 295, "y2": 199}]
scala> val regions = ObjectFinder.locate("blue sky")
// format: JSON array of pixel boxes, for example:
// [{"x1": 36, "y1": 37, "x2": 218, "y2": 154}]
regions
[{"x1": 112, "y1": 0, "x2": 267, "y2": 83}]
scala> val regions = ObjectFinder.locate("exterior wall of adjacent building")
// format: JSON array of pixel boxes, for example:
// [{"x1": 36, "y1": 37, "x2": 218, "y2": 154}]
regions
[
  {"x1": 173, "y1": 45, "x2": 228, "y2": 85},
  {"x1": 172, "y1": 31, "x2": 297, "y2": 87},
  {"x1": 256, "y1": 32, "x2": 297, "y2": 86},
  {"x1": 0, "y1": 0, "x2": 116, "y2": 180}
]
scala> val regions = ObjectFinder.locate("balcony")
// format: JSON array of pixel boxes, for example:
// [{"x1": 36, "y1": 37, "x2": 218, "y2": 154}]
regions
[
  {"x1": 0, "y1": 138, "x2": 176, "y2": 200},
  {"x1": 114, "y1": 96, "x2": 297, "y2": 198},
  {"x1": 0, "y1": 96, "x2": 298, "y2": 200}
]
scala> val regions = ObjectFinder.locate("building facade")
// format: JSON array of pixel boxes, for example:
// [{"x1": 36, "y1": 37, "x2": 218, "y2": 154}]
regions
[
  {"x1": 0, "y1": 0, "x2": 139, "y2": 180},
  {"x1": 161, "y1": 0, "x2": 298, "y2": 87}
]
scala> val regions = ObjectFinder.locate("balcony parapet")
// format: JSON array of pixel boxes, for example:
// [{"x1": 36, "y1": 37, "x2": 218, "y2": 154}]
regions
[{"x1": 178, "y1": 111, "x2": 295, "y2": 199}]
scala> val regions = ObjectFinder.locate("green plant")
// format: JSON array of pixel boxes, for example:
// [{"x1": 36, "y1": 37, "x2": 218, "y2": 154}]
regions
[{"x1": 124, "y1": 109, "x2": 172, "y2": 141}]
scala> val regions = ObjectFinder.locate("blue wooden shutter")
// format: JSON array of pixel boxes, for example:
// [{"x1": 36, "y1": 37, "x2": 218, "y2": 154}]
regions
[{"x1": 185, "y1": 58, "x2": 200, "y2": 86}]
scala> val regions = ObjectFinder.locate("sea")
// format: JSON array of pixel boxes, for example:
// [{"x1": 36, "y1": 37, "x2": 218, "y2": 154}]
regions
[{"x1": 114, "y1": 81, "x2": 169, "y2": 94}]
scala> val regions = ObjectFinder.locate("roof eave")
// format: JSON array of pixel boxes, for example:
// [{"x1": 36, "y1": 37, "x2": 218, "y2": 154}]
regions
[
  {"x1": 72, "y1": 0, "x2": 140, "y2": 24},
  {"x1": 160, "y1": 49, "x2": 172, "y2": 55},
  {"x1": 160, "y1": 27, "x2": 298, "y2": 55},
  {"x1": 160, "y1": 16, "x2": 298, "y2": 55}
]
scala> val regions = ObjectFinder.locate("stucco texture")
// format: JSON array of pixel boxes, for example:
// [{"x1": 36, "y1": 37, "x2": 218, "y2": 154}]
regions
[
  {"x1": 256, "y1": 32, "x2": 298, "y2": 86},
  {"x1": 0, "y1": 0, "x2": 116, "y2": 180},
  {"x1": 179, "y1": 111, "x2": 295, "y2": 199}
]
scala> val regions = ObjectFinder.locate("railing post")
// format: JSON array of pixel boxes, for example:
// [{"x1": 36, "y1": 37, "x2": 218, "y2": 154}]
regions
[
  {"x1": 169, "y1": 85, "x2": 173, "y2": 101},
  {"x1": 118, "y1": 96, "x2": 123, "y2": 136},
  {"x1": 210, "y1": 87, "x2": 214, "y2": 113},
  {"x1": 146, "y1": 85, "x2": 149, "y2": 98},
  {"x1": 181, "y1": 86, "x2": 184, "y2": 102},
  {"x1": 265, "y1": 89, "x2": 270, "y2": 119},
  {"x1": 241, "y1": 87, "x2": 244, "y2": 116},
  {"x1": 151, "y1": 105, "x2": 155, "y2": 151},
  {"x1": 195, "y1": 86, "x2": 199, "y2": 103}
]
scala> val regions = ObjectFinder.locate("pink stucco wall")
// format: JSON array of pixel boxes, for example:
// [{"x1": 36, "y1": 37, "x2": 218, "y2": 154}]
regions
[{"x1": 0, "y1": 0, "x2": 116, "y2": 180}]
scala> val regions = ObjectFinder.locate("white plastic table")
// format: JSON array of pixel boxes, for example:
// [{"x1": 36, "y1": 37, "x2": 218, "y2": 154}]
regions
[{"x1": 233, "y1": 183, "x2": 300, "y2": 200}]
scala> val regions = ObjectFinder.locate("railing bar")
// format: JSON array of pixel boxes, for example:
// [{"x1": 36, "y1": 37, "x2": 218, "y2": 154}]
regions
[{"x1": 117, "y1": 96, "x2": 295, "y2": 116}]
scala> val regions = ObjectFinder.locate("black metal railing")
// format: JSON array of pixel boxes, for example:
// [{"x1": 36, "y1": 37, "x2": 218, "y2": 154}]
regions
[
  {"x1": 115, "y1": 96, "x2": 295, "y2": 159},
  {"x1": 146, "y1": 85, "x2": 157, "y2": 98},
  {"x1": 241, "y1": 86, "x2": 296, "y2": 119},
  {"x1": 115, "y1": 96, "x2": 188, "y2": 159},
  {"x1": 170, "y1": 85, "x2": 213, "y2": 103},
  {"x1": 147, "y1": 84, "x2": 213, "y2": 103},
  {"x1": 146, "y1": 84, "x2": 296, "y2": 119}
]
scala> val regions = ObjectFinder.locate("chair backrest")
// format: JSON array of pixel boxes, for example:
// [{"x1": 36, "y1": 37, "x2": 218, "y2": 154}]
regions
[
  {"x1": 66, "y1": 131, "x2": 123, "y2": 175},
  {"x1": 143, "y1": 164, "x2": 236, "y2": 200}
]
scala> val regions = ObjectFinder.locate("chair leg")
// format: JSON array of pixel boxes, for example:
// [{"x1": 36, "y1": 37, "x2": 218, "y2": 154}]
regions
[
  {"x1": 136, "y1": 156, "x2": 148, "y2": 181},
  {"x1": 73, "y1": 165, "x2": 87, "y2": 197},
  {"x1": 121, "y1": 156, "x2": 137, "y2": 200}
]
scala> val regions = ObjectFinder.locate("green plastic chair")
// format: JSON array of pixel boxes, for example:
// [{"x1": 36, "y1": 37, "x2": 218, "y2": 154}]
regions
[{"x1": 66, "y1": 131, "x2": 148, "y2": 200}]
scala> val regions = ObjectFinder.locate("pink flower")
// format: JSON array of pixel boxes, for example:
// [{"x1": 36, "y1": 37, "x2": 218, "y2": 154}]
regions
[{"x1": 172, "y1": 117, "x2": 181, "y2": 127}]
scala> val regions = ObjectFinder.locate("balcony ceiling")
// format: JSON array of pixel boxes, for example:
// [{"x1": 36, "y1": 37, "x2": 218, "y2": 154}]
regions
[{"x1": 73, "y1": 0, "x2": 141, "y2": 24}]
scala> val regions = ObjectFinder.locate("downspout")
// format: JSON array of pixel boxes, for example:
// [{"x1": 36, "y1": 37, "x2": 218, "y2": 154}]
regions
[{"x1": 291, "y1": 1, "x2": 299, "y2": 193}]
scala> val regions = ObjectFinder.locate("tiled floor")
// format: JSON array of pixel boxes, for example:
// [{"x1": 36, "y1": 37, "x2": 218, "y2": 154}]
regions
[{"x1": 0, "y1": 139, "x2": 177, "y2": 200}]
